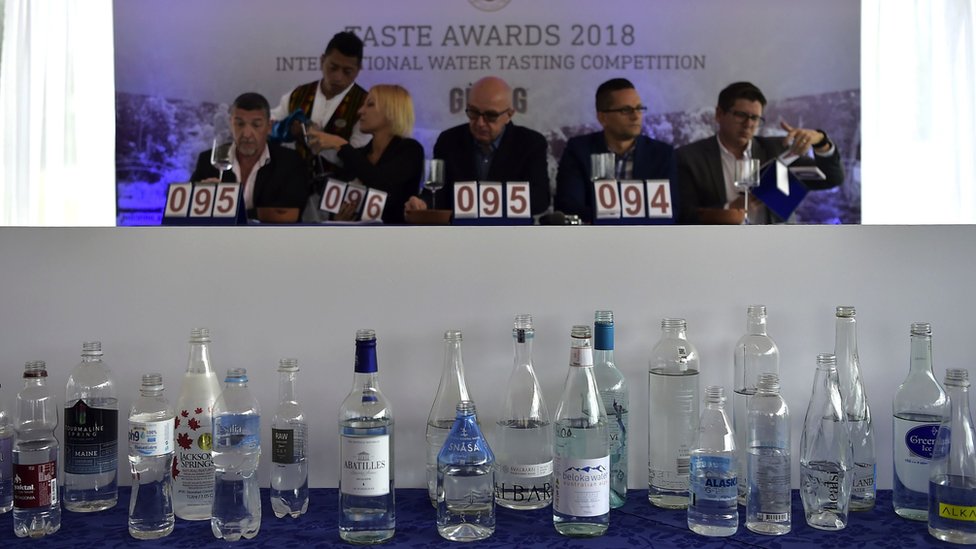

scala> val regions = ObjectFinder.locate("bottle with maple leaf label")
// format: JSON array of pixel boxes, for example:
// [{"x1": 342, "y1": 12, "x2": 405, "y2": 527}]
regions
[{"x1": 173, "y1": 328, "x2": 221, "y2": 520}]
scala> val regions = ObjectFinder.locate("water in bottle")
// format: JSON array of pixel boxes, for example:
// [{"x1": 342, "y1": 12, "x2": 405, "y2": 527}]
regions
[
  {"x1": 427, "y1": 330, "x2": 471, "y2": 506},
  {"x1": 211, "y1": 368, "x2": 261, "y2": 541},
  {"x1": 688, "y1": 386, "x2": 738, "y2": 537},
  {"x1": 13, "y1": 361, "x2": 61, "y2": 538},
  {"x1": 0, "y1": 385, "x2": 13, "y2": 513},
  {"x1": 271, "y1": 358, "x2": 308, "y2": 519},
  {"x1": 745, "y1": 373, "x2": 791, "y2": 535},
  {"x1": 437, "y1": 400, "x2": 495, "y2": 542},
  {"x1": 834, "y1": 306, "x2": 876, "y2": 511},
  {"x1": 127, "y1": 373, "x2": 175, "y2": 539},
  {"x1": 593, "y1": 310, "x2": 628, "y2": 509},
  {"x1": 928, "y1": 369, "x2": 976, "y2": 544}
]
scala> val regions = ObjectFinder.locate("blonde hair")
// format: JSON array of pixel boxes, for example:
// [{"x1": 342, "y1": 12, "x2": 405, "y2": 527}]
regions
[{"x1": 369, "y1": 84, "x2": 415, "y2": 137}]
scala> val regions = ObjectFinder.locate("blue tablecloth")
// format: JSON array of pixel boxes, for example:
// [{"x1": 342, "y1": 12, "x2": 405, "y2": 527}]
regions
[{"x1": 0, "y1": 489, "x2": 950, "y2": 547}]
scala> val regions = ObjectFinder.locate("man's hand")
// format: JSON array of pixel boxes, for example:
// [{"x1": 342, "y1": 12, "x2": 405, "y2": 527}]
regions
[
  {"x1": 404, "y1": 196, "x2": 428, "y2": 213},
  {"x1": 780, "y1": 121, "x2": 828, "y2": 156},
  {"x1": 306, "y1": 127, "x2": 348, "y2": 154}
]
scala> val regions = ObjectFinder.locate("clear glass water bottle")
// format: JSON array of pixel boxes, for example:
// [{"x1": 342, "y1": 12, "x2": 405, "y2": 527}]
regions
[
  {"x1": 834, "y1": 306, "x2": 876, "y2": 511},
  {"x1": 63, "y1": 341, "x2": 118, "y2": 512},
  {"x1": 593, "y1": 310, "x2": 628, "y2": 509},
  {"x1": 427, "y1": 330, "x2": 471, "y2": 506},
  {"x1": 271, "y1": 358, "x2": 308, "y2": 519},
  {"x1": 648, "y1": 318, "x2": 700, "y2": 509},
  {"x1": 688, "y1": 386, "x2": 738, "y2": 537},
  {"x1": 553, "y1": 325, "x2": 610, "y2": 537},
  {"x1": 211, "y1": 368, "x2": 261, "y2": 541},
  {"x1": 437, "y1": 400, "x2": 495, "y2": 542},
  {"x1": 13, "y1": 361, "x2": 60, "y2": 538},
  {"x1": 339, "y1": 330, "x2": 396, "y2": 543},
  {"x1": 893, "y1": 322, "x2": 947, "y2": 520},
  {"x1": 173, "y1": 328, "x2": 221, "y2": 520},
  {"x1": 495, "y1": 314, "x2": 553, "y2": 510},
  {"x1": 745, "y1": 373, "x2": 791, "y2": 535},
  {"x1": 0, "y1": 385, "x2": 13, "y2": 514},
  {"x1": 928, "y1": 368, "x2": 976, "y2": 544},
  {"x1": 800, "y1": 353, "x2": 853, "y2": 531},
  {"x1": 127, "y1": 373, "x2": 175, "y2": 539},
  {"x1": 733, "y1": 305, "x2": 779, "y2": 505}
]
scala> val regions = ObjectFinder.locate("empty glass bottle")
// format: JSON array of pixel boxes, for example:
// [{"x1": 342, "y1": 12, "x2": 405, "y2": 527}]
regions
[
  {"x1": 127, "y1": 373, "x2": 175, "y2": 539},
  {"x1": 271, "y1": 358, "x2": 308, "y2": 519},
  {"x1": 593, "y1": 310, "x2": 628, "y2": 509},
  {"x1": 688, "y1": 386, "x2": 738, "y2": 537},
  {"x1": 745, "y1": 373, "x2": 791, "y2": 535},
  {"x1": 800, "y1": 353, "x2": 853, "y2": 531},
  {"x1": 648, "y1": 318, "x2": 700, "y2": 509},
  {"x1": 13, "y1": 361, "x2": 60, "y2": 538},
  {"x1": 427, "y1": 330, "x2": 471, "y2": 506},
  {"x1": 834, "y1": 306, "x2": 876, "y2": 511},
  {"x1": 928, "y1": 369, "x2": 976, "y2": 544},
  {"x1": 893, "y1": 322, "x2": 947, "y2": 520},
  {"x1": 495, "y1": 314, "x2": 553, "y2": 510},
  {"x1": 437, "y1": 400, "x2": 495, "y2": 542},
  {"x1": 0, "y1": 385, "x2": 13, "y2": 514}
]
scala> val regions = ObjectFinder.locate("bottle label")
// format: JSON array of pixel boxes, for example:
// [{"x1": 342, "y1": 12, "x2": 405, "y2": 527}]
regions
[
  {"x1": 570, "y1": 347, "x2": 593, "y2": 367},
  {"x1": 649, "y1": 446, "x2": 690, "y2": 491},
  {"x1": 340, "y1": 435, "x2": 390, "y2": 496},
  {"x1": 213, "y1": 414, "x2": 260, "y2": 451},
  {"x1": 894, "y1": 418, "x2": 940, "y2": 493},
  {"x1": 553, "y1": 455, "x2": 610, "y2": 517},
  {"x1": 13, "y1": 461, "x2": 57, "y2": 509},
  {"x1": 495, "y1": 461, "x2": 553, "y2": 504},
  {"x1": 129, "y1": 418, "x2": 175, "y2": 456},
  {"x1": 174, "y1": 403, "x2": 214, "y2": 505},
  {"x1": 940, "y1": 503, "x2": 976, "y2": 522},
  {"x1": 690, "y1": 455, "x2": 737, "y2": 502},
  {"x1": 272, "y1": 425, "x2": 306, "y2": 464},
  {"x1": 64, "y1": 401, "x2": 118, "y2": 474},
  {"x1": 852, "y1": 462, "x2": 876, "y2": 497}
]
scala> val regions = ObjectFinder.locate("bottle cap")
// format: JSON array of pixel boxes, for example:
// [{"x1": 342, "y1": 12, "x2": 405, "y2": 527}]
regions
[
  {"x1": 945, "y1": 368, "x2": 970, "y2": 388},
  {"x1": 835, "y1": 306, "x2": 856, "y2": 318},
  {"x1": 190, "y1": 328, "x2": 211, "y2": 342},
  {"x1": 911, "y1": 322, "x2": 932, "y2": 336},
  {"x1": 277, "y1": 358, "x2": 299, "y2": 373}
]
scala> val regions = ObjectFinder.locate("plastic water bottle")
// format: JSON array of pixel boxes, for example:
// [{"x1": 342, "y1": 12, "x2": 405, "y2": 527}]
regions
[
  {"x1": 271, "y1": 358, "x2": 308, "y2": 519},
  {"x1": 928, "y1": 369, "x2": 976, "y2": 543},
  {"x1": 13, "y1": 361, "x2": 61, "y2": 538},
  {"x1": 834, "y1": 306, "x2": 876, "y2": 511},
  {"x1": 593, "y1": 310, "x2": 629, "y2": 509},
  {"x1": 211, "y1": 368, "x2": 262, "y2": 541},
  {"x1": 127, "y1": 373, "x2": 175, "y2": 539},
  {"x1": 745, "y1": 373, "x2": 791, "y2": 535},
  {"x1": 688, "y1": 386, "x2": 738, "y2": 537},
  {"x1": 0, "y1": 385, "x2": 13, "y2": 514},
  {"x1": 427, "y1": 330, "x2": 471, "y2": 506},
  {"x1": 437, "y1": 400, "x2": 495, "y2": 542}
]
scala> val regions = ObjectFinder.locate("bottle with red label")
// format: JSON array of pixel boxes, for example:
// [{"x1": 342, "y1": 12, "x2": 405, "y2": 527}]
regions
[{"x1": 13, "y1": 361, "x2": 61, "y2": 538}]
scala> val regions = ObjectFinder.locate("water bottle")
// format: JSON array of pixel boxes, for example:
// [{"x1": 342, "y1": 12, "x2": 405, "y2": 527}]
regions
[
  {"x1": 928, "y1": 369, "x2": 976, "y2": 543},
  {"x1": 0, "y1": 384, "x2": 13, "y2": 514},
  {"x1": 437, "y1": 400, "x2": 495, "y2": 542},
  {"x1": 648, "y1": 318, "x2": 700, "y2": 509},
  {"x1": 495, "y1": 314, "x2": 553, "y2": 510},
  {"x1": 271, "y1": 358, "x2": 308, "y2": 519},
  {"x1": 834, "y1": 306, "x2": 876, "y2": 510},
  {"x1": 688, "y1": 386, "x2": 738, "y2": 537},
  {"x1": 745, "y1": 373, "x2": 791, "y2": 535},
  {"x1": 800, "y1": 353, "x2": 853, "y2": 531},
  {"x1": 13, "y1": 361, "x2": 60, "y2": 538},
  {"x1": 593, "y1": 310, "x2": 628, "y2": 509},
  {"x1": 173, "y1": 328, "x2": 221, "y2": 520},
  {"x1": 553, "y1": 325, "x2": 609, "y2": 537},
  {"x1": 127, "y1": 373, "x2": 175, "y2": 539},
  {"x1": 427, "y1": 330, "x2": 471, "y2": 506},
  {"x1": 339, "y1": 330, "x2": 395, "y2": 543},
  {"x1": 63, "y1": 341, "x2": 118, "y2": 512},
  {"x1": 211, "y1": 368, "x2": 261, "y2": 541},
  {"x1": 733, "y1": 305, "x2": 779, "y2": 505}
]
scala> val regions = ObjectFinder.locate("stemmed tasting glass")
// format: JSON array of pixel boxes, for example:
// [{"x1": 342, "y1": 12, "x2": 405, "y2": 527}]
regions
[
  {"x1": 302, "y1": 122, "x2": 328, "y2": 183},
  {"x1": 424, "y1": 159, "x2": 445, "y2": 209},
  {"x1": 590, "y1": 152, "x2": 615, "y2": 181},
  {"x1": 210, "y1": 136, "x2": 233, "y2": 182},
  {"x1": 734, "y1": 159, "x2": 762, "y2": 225}
]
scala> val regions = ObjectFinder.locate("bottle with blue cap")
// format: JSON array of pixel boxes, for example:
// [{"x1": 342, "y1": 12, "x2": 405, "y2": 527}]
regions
[{"x1": 211, "y1": 368, "x2": 261, "y2": 541}]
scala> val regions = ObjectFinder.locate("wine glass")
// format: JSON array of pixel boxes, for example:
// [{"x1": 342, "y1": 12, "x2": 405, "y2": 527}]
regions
[
  {"x1": 210, "y1": 137, "x2": 233, "y2": 182},
  {"x1": 424, "y1": 159, "x2": 445, "y2": 209},
  {"x1": 302, "y1": 122, "x2": 328, "y2": 183},
  {"x1": 734, "y1": 159, "x2": 761, "y2": 224}
]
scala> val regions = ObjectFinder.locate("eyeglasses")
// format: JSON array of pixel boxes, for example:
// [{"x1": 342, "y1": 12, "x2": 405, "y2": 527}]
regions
[
  {"x1": 600, "y1": 105, "x2": 648, "y2": 116},
  {"x1": 465, "y1": 107, "x2": 511, "y2": 123},
  {"x1": 729, "y1": 110, "x2": 766, "y2": 125}
]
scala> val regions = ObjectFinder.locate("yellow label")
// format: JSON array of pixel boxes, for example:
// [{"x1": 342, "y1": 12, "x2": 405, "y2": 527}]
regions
[{"x1": 939, "y1": 503, "x2": 976, "y2": 521}]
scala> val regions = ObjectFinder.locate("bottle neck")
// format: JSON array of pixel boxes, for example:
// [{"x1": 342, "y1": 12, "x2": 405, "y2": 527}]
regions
[
  {"x1": 140, "y1": 387, "x2": 164, "y2": 398},
  {"x1": 186, "y1": 342, "x2": 214, "y2": 374},
  {"x1": 442, "y1": 339, "x2": 469, "y2": 399},
  {"x1": 513, "y1": 336, "x2": 533, "y2": 369},
  {"x1": 279, "y1": 371, "x2": 299, "y2": 402},
  {"x1": 746, "y1": 314, "x2": 767, "y2": 335},
  {"x1": 834, "y1": 316, "x2": 858, "y2": 360},
  {"x1": 908, "y1": 333, "x2": 934, "y2": 375},
  {"x1": 948, "y1": 384, "x2": 972, "y2": 425},
  {"x1": 663, "y1": 327, "x2": 687, "y2": 340}
]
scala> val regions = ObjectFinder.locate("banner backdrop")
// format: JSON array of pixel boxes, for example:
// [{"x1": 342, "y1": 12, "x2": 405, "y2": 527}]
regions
[{"x1": 114, "y1": 0, "x2": 860, "y2": 225}]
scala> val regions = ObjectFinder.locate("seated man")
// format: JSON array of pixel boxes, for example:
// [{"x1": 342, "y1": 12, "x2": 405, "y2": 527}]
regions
[
  {"x1": 555, "y1": 78, "x2": 676, "y2": 223},
  {"x1": 191, "y1": 92, "x2": 309, "y2": 220},
  {"x1": 406, "y1": 76, "x2": 550, "y2": 216},
  {"x1": 676, "y1": 81, "x2": 844, "y2": 224}
]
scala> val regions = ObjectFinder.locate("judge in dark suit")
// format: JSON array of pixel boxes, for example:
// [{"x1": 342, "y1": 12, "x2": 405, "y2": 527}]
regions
[
  {"x1": 405, "y1": 76, "x2": 551, "y2": 216},
  {"x1": 555, "y1": 78, "x2": 676, "y2": 223},
  {"x1": 191, "y1": 92, "x2": 309, "y2": 220},
  {"x1": 676, "y1": 81, "x2": 844, "y2": 224}
]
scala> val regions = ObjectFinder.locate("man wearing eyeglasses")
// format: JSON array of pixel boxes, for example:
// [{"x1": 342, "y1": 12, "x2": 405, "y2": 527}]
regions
[
  {"x1": 676, "y1": 81, "x2": 844, "y2": 223},
  {"x1": 405, "y1": 76, "x2": 550, "y2": 216},
  {"x1": 554, "y1": 78, "x2": 676, "y2": 223}
]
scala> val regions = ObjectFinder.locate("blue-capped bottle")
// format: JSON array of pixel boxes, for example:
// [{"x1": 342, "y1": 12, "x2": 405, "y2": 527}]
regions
[
  {"x1": 928, "y1": 368, "x2": 976, "y2": 544},
  {"x1": 688, "y1": 386, "x2": 738, "y2": 537},
  {"x1": 271, "y1": 358, "x2": 308, "y2": 519},
  {"x1": 834, "y1": 306, "x2": 876, "y2": 511},
  {"x1": 13, "y1": 361, "x2": 60, "y2": 538},
  {"x1": 437, "y1": 400, "x2": 495, "y2": 542},
  {"x1": 593, "y1": 310, "x2": 628, "y2": 509},
  {"x1": 127, "y1": 373, "x2": 175, "y2": 539},
  {"x1": 211, "y1": 368, "x2": 261, "y2": 541},
  {"x1": 339, "y1": 330, "x2": 395, "y2": 543}
]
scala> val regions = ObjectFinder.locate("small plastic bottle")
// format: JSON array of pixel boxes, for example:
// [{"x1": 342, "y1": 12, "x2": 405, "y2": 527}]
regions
[{"x1": 688, "y1": 386, "x2": 738, "y2": 537}]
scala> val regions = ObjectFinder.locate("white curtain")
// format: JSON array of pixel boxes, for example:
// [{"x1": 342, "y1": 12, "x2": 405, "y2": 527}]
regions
[
  {"x1": 0, "y1": 0, "x2": 115, "y2": 226},
  {"x1": 862, "y1": 0, "x2": 976, "y2": 224}
]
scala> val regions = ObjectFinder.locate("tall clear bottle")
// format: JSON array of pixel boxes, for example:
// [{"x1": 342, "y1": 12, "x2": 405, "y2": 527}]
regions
[
  {"x1": 688, "y1": 386, "x2": 737, "y2": 537},
  {"x1": 893, "y1": 322, "x2": 947, "y2": 520},
  {"x1": 745, "y1": 373, "x2": 791, "y2": 536},
  {"x1": 426, "y1": 330, "x2": 471, "y2": 505},
  {"x1": 173, "y1": 328, "x2": 221, "y2": 520},
  {"x1": 834, "y1": 306, "x2": 876, "y2": 510},
  {"x1": 127, "y1": 373, "x2": 175, "y2": 539},
  {"x1": 63, "y1": 341, "x2": 118, "y2": 511},
  {"x1": 593, "y1": 310, "x2": 628, "y2": 509},
  {"x1": 13, "y1": 361, "x2": 60, "y2": 538},
  {"x1": 211, "y1": 368, "x2": 261, "y2": 541},
  {"x1": 0, "y1": 384, "x2": 13, "y2": 513},
  {"x1": 733, "y1": 305, "x2": 779, "y2": 505},
  {"x1": 495, "y1": 314, "x2": 553, "y2": 510},
  {"x1": 553, "y1": 326, "x2": 609, "y2": 537},
  {"x1": 800, "y1": 353, "x2": 853, "y2": 531},
  {"x1": 339, "y1": 330, "x2": 395, "y2": 543},
  {"x1": 648, "y1": 318, "x2": 700, "y2": 509},
  {"x1": 928, "y1": 369, "x2": 976, "y2": 544},
  {"x1": 271, "y1": 358, "x2": 308, "y2": 519},
  {"x1": 437, "y1": 400, "x2": 495, "y2": 542}
]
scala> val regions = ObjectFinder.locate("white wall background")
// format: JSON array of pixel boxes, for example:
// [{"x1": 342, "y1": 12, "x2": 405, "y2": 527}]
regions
[{"x1": 1, "y1": 225, "x2": 973, "y2": 489}]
